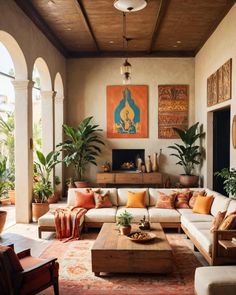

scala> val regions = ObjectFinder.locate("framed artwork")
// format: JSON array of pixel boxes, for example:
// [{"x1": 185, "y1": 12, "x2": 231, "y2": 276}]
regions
[
  {"x1": 217, "y1": 67, "x2": 224, "y2": 103},
  {"x1": 222, "y1": 58, "x2": 232, "y2": 101},
  {"x1": 106, "y1": 85, "x2": 148, "y2": 138},
  {"x1": 158, "y1": 85, "x2": 189, "y2": 139}
]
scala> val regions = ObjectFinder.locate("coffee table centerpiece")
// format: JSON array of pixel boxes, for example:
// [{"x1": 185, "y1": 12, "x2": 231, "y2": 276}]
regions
[{"x1": 116, "y1": 210, "x2": 133, "y2": 235}]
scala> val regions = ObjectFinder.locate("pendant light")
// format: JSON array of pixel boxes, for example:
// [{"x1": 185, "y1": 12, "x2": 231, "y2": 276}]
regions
[{"x1": 114, "y1": 0, "x2": 147, "y2": 12}]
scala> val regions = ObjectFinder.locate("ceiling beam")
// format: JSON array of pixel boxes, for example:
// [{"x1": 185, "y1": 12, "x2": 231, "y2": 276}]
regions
[
  {"x1": 76, "y1": 0, "x2": 100, "y2": 52},
  {"x1": 14, "y1": 0, "x2": 68, "y2": 57},
  {"x1": 148, "y1": 0, "x2": 170, "y2": 54},
  {"x1": 68, "y1": 50, "x2": 195, "y2": 59},
  {"x1": 195, "y1": 0, "x2": 236, "y2": 54}
]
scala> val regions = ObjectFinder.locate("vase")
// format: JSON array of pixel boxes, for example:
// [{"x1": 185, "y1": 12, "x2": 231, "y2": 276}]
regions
[
  {"x1": 146, "y1": 155, "x2": 152, "y2": 173},
  {"x1": 136, "y1": 157, "x2": 142, "y2": 171},
  {"x1": 152, "y1": 152, "x2": 158, "y2": 172},
  {"x1": 119, "y1": 225, "x2": 131, "y2": 236},
  {"x1": 141, "y1": 163, "x2": 146, "y2": 173},
  {"x1": 32, "y1": 203, "x2": 49, "y2": 222}
]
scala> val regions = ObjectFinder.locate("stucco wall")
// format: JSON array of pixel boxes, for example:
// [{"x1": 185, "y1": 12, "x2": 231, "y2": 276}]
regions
[
  {"x1": 195, "y1": 4, "x2": 236, "y2": 187},
  {"x1": 67, "y1": 57, "x2": 195, "y2": 184}
]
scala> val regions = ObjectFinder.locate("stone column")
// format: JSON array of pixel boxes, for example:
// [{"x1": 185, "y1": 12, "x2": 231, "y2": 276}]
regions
[
  {"x1": 12, "y1": 80, "x2": 34, "y2": 223},
  {"x1": 54, "y1": 96, "x2": 64, "y2": 192}
]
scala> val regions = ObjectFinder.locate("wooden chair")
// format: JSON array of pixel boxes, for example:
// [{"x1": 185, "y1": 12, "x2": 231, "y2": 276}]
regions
[{"x1": 0, "y1": 244, "x2": 59, "y2": 295}]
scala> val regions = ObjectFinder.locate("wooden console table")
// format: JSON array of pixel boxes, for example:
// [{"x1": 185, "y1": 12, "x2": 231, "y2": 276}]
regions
[{"x1": 96, "y1": 172, "x2": 163, "y2": 187}]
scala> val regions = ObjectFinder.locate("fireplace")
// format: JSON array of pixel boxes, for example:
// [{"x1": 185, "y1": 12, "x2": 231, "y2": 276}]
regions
[{"x1": 112, "y1": 149, "x2": 145, "y2": 171}]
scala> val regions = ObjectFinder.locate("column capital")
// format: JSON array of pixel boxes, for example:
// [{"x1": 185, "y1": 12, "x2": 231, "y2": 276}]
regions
[
  {"x1": 40, "y1": 90, "x2": 56, "y2": 100},
  {"x1": 12, "y1": 80, "x2": 34, "y2": 90}
]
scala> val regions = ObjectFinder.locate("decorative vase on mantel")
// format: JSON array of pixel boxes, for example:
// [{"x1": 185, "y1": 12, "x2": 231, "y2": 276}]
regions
[
  {"x1": 152, "y1": 152, "x2": 158, "y2": 172},
  {"x1": 146, "y1": 155, "x2": 152, "y2": 173}
]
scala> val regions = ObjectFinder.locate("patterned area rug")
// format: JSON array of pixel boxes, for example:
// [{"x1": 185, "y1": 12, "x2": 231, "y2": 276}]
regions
[{"x1": 40, "y1": 233, "x2": 201, "y2": 295}]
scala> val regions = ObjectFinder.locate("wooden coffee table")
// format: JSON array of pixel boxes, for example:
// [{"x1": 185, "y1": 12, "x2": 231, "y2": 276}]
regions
[{"x1": 91, "y1": 223, "x2": 173, "y2": 276}]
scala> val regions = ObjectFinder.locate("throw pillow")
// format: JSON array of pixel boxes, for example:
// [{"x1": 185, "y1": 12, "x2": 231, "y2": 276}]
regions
[
  {"x1": 156, "y1": 192, "x2": 176, "y2": 209},
  {"x1": 175, "y1": 190, "x2": 191, "y2": 208},
  {"x1": 126, "y1": 191, "x2": 146, "y2": 208},
  {"x1": 219, "y1": 211, "x2": 236, "y2": 230},
  {"x1": 210, "y1": 211, "x2": 227, "y2": 232},
  {"x1": 74, "y1": 191, "x2": 95, "y2": 209},
  {"x1": 192, "y1": 195, "x2": 214, "y2": 214},
  {"x1": 189, "y1": 190, "x2": 206, "y2": 209},
  {"x1": 94, "y1": 191, "x2": 113, "y2": 208}
]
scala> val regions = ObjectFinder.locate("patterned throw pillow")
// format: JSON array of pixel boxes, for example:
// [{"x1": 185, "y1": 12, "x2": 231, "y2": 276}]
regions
[
  {"x1": 94, "y1": 191, "x2": 112, "y2": 208},
  {"x1": 189, "y1": 190, "x2": 206, "y2": 209},
  {"x1": 219, "y1": 211, "x2": 236, "y2": 230},
  {"x1": 210, "y1": 211, "x2": 227, "y2": 232},
  {"x1": 175, "y1": 190, "x2": 191, "y2": 208},
  {"x1": 192, "y1": 195, "x2": 214, "y2": 214},
  {"x1": 74, "y1": 191, "x2": 95, "y2": 209},
  {"x1": 126, "y1": 191, "x2": 146, "y2": 208},
  {"x1": 156, "y1": 192, "x2": 177, "y2": 209}
]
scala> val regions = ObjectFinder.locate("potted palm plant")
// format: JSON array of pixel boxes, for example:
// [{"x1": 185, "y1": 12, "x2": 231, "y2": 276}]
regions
[
  {"x1": 32, "y1": 150, "x2": 60, "y2": 221},
  {"x1": 0, "y1": 155, "x2": 9, "y2": 234},
  {"x1": 215, "y1": 168, "x2": 236, "y2": 198},
  {"x1": 117, "y1": 210, "x2": 133, "y2": 235},
  {"x1": 57, "y1": 116, "x2": 104, "y2": 188},
  {"x1": 168, "y1": 122, "x2": 204, "y2": 187}
]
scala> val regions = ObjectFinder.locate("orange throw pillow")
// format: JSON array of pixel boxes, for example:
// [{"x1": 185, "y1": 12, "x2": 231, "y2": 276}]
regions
[
  {"x1": 189, "y1": 190, "x2": 205, "y2": 209},
  {"x1": 192, "y1": 195, "x2": 214, "y2": 214},
  {"x1": 74, "y1": 191, "x2": 95, "y2": 209},
  {"x1": 126, "y1": 191, "x2": 146, "y2": 208},
  {"x1": 175, "y1": 190, "x2": 191, "y2": 208},
  {"x1": 156, "y1": 192, "x2": 176, "y2": 209},
  {"x1": 219, "y1": 212, "x2": 236, "y2": 230},
  {"x1": 210, "y1": 211, "x2": 227, "y2": 232},
  {"x1": 94, "y1": 191, "x2": 112, "y2": 208}
]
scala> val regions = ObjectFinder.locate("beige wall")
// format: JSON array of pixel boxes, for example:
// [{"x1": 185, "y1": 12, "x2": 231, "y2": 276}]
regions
[
  {"x1": 67, "y1": 58, "x2": 195, "y2": 184},
  {"x1": 195, "y1": 4, "x2": 236, "y2": 188}
]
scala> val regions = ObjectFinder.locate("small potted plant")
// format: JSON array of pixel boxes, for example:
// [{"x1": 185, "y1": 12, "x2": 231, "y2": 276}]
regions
[
  {"x1": 215, "y1": 168, "x2": 236, "y2": 198},
  {"x1": 117, "y1": 210, "x2": 133, "y2": 235},
  {"x1": 168, "y1": 122, "x2": 204, "y2": 186}
]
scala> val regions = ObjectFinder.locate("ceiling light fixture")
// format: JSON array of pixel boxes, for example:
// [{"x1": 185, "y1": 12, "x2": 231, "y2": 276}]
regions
[{"x1": 114, "y1": 0, "x2": 147, "y2": 12}]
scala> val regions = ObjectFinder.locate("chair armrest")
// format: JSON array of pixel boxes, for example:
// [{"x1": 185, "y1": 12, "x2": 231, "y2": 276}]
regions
[
  {"x1": 17, "y1": 248, "x2": 31, "y2": 259},
  {"x1": 20, "y1": 257, "x2": 57, "y2": 274}
]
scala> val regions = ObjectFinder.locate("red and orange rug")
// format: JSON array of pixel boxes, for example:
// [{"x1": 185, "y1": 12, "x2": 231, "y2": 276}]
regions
[{"x1": 40, "y1": 233, "x2": 201, "y2": 295}]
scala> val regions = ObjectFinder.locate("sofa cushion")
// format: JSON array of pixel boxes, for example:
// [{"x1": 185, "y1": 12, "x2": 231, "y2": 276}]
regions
[
  {"x1": 189, "y1": 190, "x2": 206, "y2": 209},
  {"x1": 126, "y1": 191, "x2": 146, "y2": 208},
  {"x1": 148, "y1": 207, "x2": 180, "y2": 223},
  {"x1": 156, "y1": 192, "x2": 176, "y2": 209},
  {"x1": 210, "y1": 211, "x2": 227, "y2": 232},
  {"x1": 210, "y1": 193, "x2": 231, "y2": 217},
  {"x1": 38, "y1": 211, "x2": 84, "y2": 227},
  {"x1": 226, "y1": 199, "x2": 236, "y2": 216},
  {"x1": 117, "y1": 188, "x2": 149, "y2": 206},
  {"x1": 181, "y1": 213, "x2": 214, "y2": 224},
  {"x1": 68, "y1": 188, "x2": 118, "y2": 206},
  {"x1": 85, "y1": 207, "x2": 117, "y2": 223},
  {"x1": 94, "y1": 191, "x2": 113, "y2": 208},
  {"x1": 193, "y1": 195, "x2": 214, "y2": 214},
  {"x1": 74, "y1": 191, "x2": 95, "y2": 209},
  {"x1": 195, "y1": 266, "x2": 236, "y2": 295},
  {"x1": 175, "y1": 190, "x2": 191, "y2": 208},
  {"x1": 177, "y1": 208, "x2": 193, "y2": 215},
  {"x1": 116, "y1": 206, "x2": 149, "y2": 223},
  {"x1": 219, "y1": 212, "x2": 236, "y2": 230},
  {"x1": 149, "y1": 189, "x2": 176, "y2": 206}
]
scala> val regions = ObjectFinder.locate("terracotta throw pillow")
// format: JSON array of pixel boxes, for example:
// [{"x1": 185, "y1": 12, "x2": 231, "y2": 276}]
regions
[
  {"x1": 94, "y1": 191, "x2": 112, "y2": 208},
  {"x1": 189, "y1": 190, "x2": 206, "y2": 209},
  {"x1": 74, "y1": 191, "x2": 95, "y2": 209},
  {"x1": 192, "y1": 195, "x2": 214, "y2": 214},
  {"x1": 175, "y1": 190, "x2": 191, "y2": 209},
  {"x1": 126, "y1": 191, "x2": 146, "y2": 208},
  {"x1": 219, "y1": 211, "x2": 236, "y2": 230},
  {"x1": 156, "y1": 192, "x2": 176, "y2": 209},
  {"x1": 210, "y1": 211, "x2": 227, "y2": 232}
]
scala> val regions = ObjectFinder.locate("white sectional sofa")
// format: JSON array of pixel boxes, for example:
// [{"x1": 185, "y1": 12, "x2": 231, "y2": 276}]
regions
[{"x1": 38, "y1": 187, "x2": 236, "y2": 266}]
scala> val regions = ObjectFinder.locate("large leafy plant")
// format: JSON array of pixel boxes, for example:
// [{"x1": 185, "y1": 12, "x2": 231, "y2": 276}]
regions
[
  {"x1": 168, "y1": 122, "x2": 204, "y2": 175},
  {"x1": 215, "y1": 168, "x2": 236, "y2": 198},
  {"x1": 57, "y1": 116, "x2": 104, "y2": 181},
  {"x1": 0, "y1": 155, "x2": 10, "y2": 199}
]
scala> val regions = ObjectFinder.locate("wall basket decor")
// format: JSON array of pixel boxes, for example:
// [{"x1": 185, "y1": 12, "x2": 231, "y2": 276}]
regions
[{"x1": 233, "y1": 115, "x2": 236, "y2": 149}]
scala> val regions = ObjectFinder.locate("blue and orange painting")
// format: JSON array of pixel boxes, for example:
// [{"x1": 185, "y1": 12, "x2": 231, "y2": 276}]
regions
[{"x1": 107, "y1": 85, "x2": 148, "y2": 138}]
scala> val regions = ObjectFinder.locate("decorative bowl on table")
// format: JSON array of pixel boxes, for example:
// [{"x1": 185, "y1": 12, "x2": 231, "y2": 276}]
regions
[{"x1": 128, "y1": 231, "x2": 156, "y2": 243}]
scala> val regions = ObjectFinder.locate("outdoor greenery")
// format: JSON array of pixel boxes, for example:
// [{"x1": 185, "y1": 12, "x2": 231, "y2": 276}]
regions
[
  {"x1": 215, "y1": 168, "x2": 236, "y2": 198},
  {"x1": 168, "y1": 122, "x2": 204, "y2": 175},
  {"x1": 57, "y1": 116, "x2": 104, "y2": 181},
  {"x1": 0, "y1": 155, "x2": 11, "y2": 199},
  {"x1": 117, "y1": 210, "x2": 133, "y2": 226}
]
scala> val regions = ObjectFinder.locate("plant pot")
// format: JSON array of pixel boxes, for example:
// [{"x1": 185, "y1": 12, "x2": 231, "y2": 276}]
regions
[
  {"x1": 0, "y1": 210, "x2": 7, "y2": 235},
  {"x1": 0, "y1": 198, "x2": 11, "y2": 205},
  {"x1": 8, "y1": 190, "x2": 15, "y2": 205},
  {"x1": 48, "y1": 191, "x2": 61, "y2": 204},
  {"x1": 119, "y1": 225, "x2": 131, "y2": 236},
  {"x1": 179, "y1": 175, "x2": 199, "y2": 187},
  {"x1": 74, "y1": 181, "x2": 89, "y2": 188},
  {"x1": 32, "y1": 202, "x2": 49, "y2": 222}
]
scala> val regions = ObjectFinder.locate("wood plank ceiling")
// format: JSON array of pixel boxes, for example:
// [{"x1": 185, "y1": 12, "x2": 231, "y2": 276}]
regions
[{"x1": 15, "y1": 0, "x2": 236, "y2": 58}]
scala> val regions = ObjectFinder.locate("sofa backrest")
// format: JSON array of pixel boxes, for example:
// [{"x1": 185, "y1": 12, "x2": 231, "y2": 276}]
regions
[
  {"x1": 117, "y1": 188, "x2": 149, "y2": 206},
  {"x1": 226, "y1": 198, "x2": 236, "y2": 215},
  {"x1": 67, "y1": 188, "x2": 118, "y2": 206},
  {"x1": 205, "y1": 188, "x2": 231, "y2": 216}
]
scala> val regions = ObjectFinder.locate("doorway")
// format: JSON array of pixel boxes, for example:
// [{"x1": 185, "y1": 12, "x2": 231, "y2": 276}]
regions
[{"x1": 213, "y1": 107, "x2": 230, "y2": 195}]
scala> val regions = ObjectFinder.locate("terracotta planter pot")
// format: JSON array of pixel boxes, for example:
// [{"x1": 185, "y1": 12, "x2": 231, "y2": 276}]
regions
[
  {"x1": 74, "y1": 181, "x2": 89, "y2": 188},
  {"x1": 119, "y1": 225, "x2": 131, "y2": 236},
  {"x1": 32, "y1": 202, "x2": 49, "y2": 222},
  {"x1": 0, "y1": 210, "x2": 7, "y2": 235},
  {"x1": 8, "y1": 190, "x2": 15, "y2": 205},
  {"x1": 48, "y1": 191, "x2": 61, "y2": 204},
  {"x1": 179, "y1": 175, "x2": 199, "y2": 187}
]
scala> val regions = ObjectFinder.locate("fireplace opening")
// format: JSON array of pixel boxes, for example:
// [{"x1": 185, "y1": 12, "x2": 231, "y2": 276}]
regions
[{"x1": 112, "y1": 149, "x2": 145, "y2": 171}]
